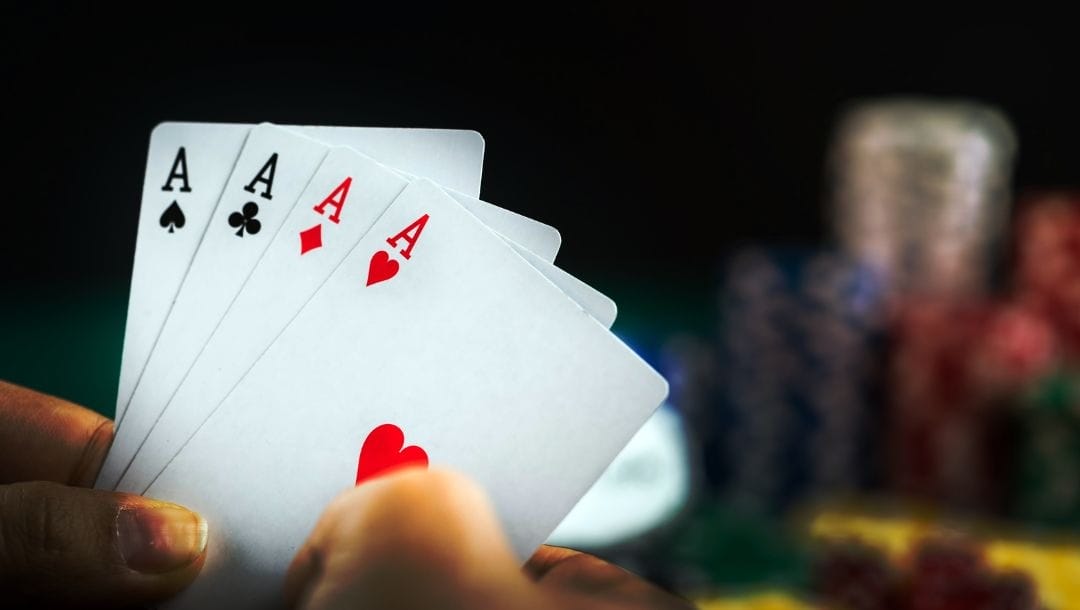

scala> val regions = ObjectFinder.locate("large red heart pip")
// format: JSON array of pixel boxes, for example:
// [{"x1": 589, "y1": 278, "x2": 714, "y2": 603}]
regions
[
  {"x1": 355, "y1": 423, "x2": 428, "y2": 485},
  {"x1": 366, "y1": 250, "x2": 399, "y2": 286}
]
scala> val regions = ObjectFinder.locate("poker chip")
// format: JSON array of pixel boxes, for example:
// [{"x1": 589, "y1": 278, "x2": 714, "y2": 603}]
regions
[
  {"x1": 813, "y1": 539, "x2": 900, "y2": 610},
  {"x1": 905, "y1": 538, "x2": 1038, "y2": 610},
  {"x1": 715, "y1": 247, "x2": 888, "y2": 515},
  {"x1": 885, "y1": 299, "x2": 1057, "y2": 514},
  {"x1": 813, "y1": 535, "x2": 1041, "y2": 610},
  {"x1": 1010, "y1": 368, "x2": 1080, "y2": 527},
  {"x1": 672, "y1": 100, "x2": 1080, "y2": 606},
  {"x1": 1010, "y1": 192, "x2": 1080, "y2": 363},
  {"x1": 680, "y1": 100, "x2": 1078, "y2": 606},
  {"x1": 806, "y1": 504, "x2": 1068, "y2": 609},
  {"x1": 827, "y1": 98, "x2": 1017, "y2": 297}
]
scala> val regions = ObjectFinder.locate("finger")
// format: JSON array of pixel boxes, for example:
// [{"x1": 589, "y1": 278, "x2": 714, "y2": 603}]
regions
[
  {"x1": 527, "y1": 545, "x2": 696, "y2": 610},
  {"x1": 0, "y1": 481, "x2": 207, "y2": 609},
  {"x1": 524, "y1": 544, "x2": 588, "y2": 579},
  {"x1": 0, "y1": 380, "x2": 113, "y2": 486},
  {"x1": 285, "y1": 468, "x2": 542, "y2": 610}
]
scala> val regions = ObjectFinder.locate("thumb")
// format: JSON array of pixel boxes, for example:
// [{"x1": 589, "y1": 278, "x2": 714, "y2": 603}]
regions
[
  {"x1": 0, "y1": 481, "x2": 207, "y2": 609},
  {"x1": 284, "y1": 468, "x2": 545, "y2": 610}
]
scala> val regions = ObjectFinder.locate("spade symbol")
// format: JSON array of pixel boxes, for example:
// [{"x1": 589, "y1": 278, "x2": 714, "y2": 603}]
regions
[{"x1": 159, "y1": 201, "x2": 186, "y2": 233}]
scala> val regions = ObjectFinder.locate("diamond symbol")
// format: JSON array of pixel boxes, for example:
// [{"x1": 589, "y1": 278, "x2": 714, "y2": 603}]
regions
[{"x1": 299, "y1": 223, "x2": 323, "y2": 255}]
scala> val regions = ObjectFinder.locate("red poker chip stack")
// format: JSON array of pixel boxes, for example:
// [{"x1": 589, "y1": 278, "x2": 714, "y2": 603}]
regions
[
  {"x1": 813, "y1": 536, "x2": 1039, "y2": 610},
  {"x1": 814, "y1": 539, "x2": 901, "y2": 610},
  {"x1": 1011, "y1": 193, "x2": 1080, "y2": 363},
  {"x1": 904, "y1": 538, "x2": 1038, "y2": 610},
  {"x1": 887, "y1": 300, "x2": 1057, "y2": 514}
]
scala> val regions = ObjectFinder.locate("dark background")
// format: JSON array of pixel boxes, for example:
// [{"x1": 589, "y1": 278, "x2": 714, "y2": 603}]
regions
[{"x1": 2, "y1": 4, "x2": 1079, "y2": 413}]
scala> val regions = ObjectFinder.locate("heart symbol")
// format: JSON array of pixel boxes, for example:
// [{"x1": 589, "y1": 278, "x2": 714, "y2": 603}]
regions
[
  {"x1": 366, "y1": 250, "x2": 399, "y2": 286},
  {"x1": 355, "y1": 423, "x2": 428, "y2": 485}
]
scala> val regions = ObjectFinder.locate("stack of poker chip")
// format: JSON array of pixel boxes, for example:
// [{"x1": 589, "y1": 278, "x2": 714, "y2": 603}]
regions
[
  {"x1": 813, "y1": 536, "x2": 1039, "y2": 610},
  {"x1": 1011, "y1": 192, "x2": 1080, "y2": 362},
  {"x1": 813, "y1": 539, "x2": 900, "y2": 610},
  {"x1": 716, "y1": 247, "x2": 887, "y2": 515},
  {"x1": 828, "y1": 98, "x2": 1017, "y2": 297},
  {"x1": 806, "y1": 503, "x2": 1076, "y2": 608},
  {"x1": 1010, "y1": 369, "x2": 1080, "y2": 527},
  {"x1": 1002, "y1": 192, "x2": 1080, "y2": 527},
  {"x1": 886, "y1": 300, "x2": 1057, "y2": 514}
]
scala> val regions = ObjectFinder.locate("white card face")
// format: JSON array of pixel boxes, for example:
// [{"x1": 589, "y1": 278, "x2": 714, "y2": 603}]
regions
[
  {"x1": 116, "y1": 149, "x2": 611, "y2": 493},
  {"x1": 148, "y1": 180, "x2": 667, "y2": 610},
  {"x1": 114, "y1": 124, "x2": 252, "y2": 425},
  {"x1": 294, "y1": 126, "x2": 484, "y2": 197},
  {"x1": 114, "y1": 122, "x2": 488, "y2": 426}
]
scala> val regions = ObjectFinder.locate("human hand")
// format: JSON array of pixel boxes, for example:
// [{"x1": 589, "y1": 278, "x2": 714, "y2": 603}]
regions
[
  {"x1": 284, "y1": 468, "x2": 694, "y2": 610},
  {"x1": 0, "y1": 380, "x2": 207, "y2": 609}
]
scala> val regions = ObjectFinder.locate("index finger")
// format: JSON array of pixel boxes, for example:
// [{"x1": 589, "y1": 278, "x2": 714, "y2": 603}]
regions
[{"x1": 0, "y1": 380, "x2": 113, "y2": 487}]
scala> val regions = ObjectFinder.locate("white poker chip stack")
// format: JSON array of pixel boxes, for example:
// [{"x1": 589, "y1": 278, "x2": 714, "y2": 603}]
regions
[{"x1": 827, "y1": 98, "x2": 1017, "y2": 297}]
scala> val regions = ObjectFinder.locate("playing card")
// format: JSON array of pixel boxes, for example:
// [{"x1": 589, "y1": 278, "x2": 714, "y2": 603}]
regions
[
  {"x1": 114, "y1": 147, "x2": 612, "y2": 493},
  {"x1": 115, "y1": 122, "x2": 487, "y2": 426},
  {"x1": 114, "y1": 123, "x2": 250, "y2": 425},
  {"x1": 101, "y1": 126, "x2": 564, "y2": 490},
  {"x1": 146, "y1": 180, "x2": 666, "y2": 610}
]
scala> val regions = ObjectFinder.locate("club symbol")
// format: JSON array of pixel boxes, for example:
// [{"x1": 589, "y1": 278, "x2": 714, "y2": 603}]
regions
[
  {"x1": 159, "y1": 201, "x2": 185, "y2": 233},
  {"x1": 228, "y1": 202, "x2": 262, "y2": 237}
]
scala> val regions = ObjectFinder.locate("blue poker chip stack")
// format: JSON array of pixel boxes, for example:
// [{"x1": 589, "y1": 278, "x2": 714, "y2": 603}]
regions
[{"x1": 713, "y1": 247, "x2": 888, "y2": 515}]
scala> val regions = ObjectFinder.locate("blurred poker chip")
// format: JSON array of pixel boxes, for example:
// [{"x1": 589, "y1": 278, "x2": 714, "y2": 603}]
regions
[
  {"x1": 804, "y1": 502, "x2": 1062, "y2": 609},
  {"x1": 1010, "y1": 368, "x2": 1080, "y2": 527},
  {"x1": 885, "y1": 299, "x2": 1057, "y2": 514},
  {"x1": 888, "y1": 300, "x2": 1058, "y2": 413},
  {"x1": 1010, "y1": 192, "x2": 1080, "y2": 362},
  {"x1": 827, "y1": 97, "x2": 1017, "y2": 297},
  {"x1": 715, "y1": 247, "x2": 888, "y2": 515}
]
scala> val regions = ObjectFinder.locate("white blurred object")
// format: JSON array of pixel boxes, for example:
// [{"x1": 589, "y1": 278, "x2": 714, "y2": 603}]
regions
[
  {"x1": 829, "y1": 98, "x2": 1016, "y2": 297},
  {"x1": 547, "y1": 404, "x2": 691, "y2": 549}
]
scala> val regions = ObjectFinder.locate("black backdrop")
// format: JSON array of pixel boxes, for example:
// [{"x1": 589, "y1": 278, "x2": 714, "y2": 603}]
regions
[{"x1": 3, "y1": 4, "x2": 1079, "y2": 299}]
